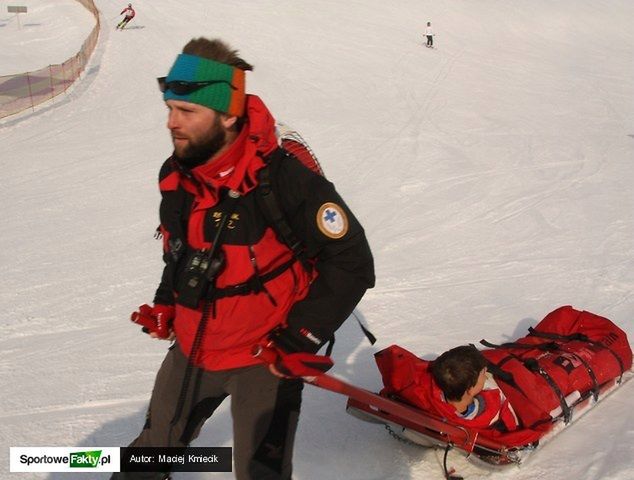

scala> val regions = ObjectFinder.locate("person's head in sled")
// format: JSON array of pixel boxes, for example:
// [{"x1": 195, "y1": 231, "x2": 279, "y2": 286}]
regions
[
  {"x1": 431, "y1": 345, "x2": 487, "y2": 415},
  {"x1": 431, "y1": 345, "x2": 518, "y2": 430}
]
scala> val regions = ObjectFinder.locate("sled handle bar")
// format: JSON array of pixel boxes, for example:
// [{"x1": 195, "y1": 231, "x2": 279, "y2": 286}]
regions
[{"x1": 252, "y1": 344, "x2": 482, "y2": 452}]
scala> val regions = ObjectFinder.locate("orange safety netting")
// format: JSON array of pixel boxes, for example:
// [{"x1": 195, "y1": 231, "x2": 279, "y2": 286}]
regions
[{"x1": 0, "y1": 0, "x2": 100, "y2": 119}]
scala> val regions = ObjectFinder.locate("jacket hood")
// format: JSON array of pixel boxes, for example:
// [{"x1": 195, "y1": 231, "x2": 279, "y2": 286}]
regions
[{"x1": 188, "y1": 94, "x2": 278, "y2": 198}]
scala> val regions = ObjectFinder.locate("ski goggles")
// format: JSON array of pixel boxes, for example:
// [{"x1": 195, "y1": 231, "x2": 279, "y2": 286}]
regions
[{"x1": 157, "y1": 77, "x2": 237, "y2": 96}]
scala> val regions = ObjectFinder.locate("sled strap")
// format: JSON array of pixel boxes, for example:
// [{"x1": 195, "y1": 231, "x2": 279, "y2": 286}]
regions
[
  {"x1": 483, "y1": 357, "x2": 536, "y2": 419},
  {"x1": 442, "y1": 444, "x2": 463, "y2": 480},
  {"x1": 484, "y1": 360, "x2": 517, "y2": 387},
  {"x1": 528, "y1": 328, "x2": 626, "y2": 383},
  {"x1": 523, "y1": 359, "x2": 572, "y2": 423},
  {"x1": 491, "y1": 353, "x2": 566, "y2": 429},
  {"x1": 528, "y1": 328, "x2": 588, "y2": 342},
  {"x1": 480, "y1": 339, "x2": 560, "y2": 352},
  {"x1": 566, "y1": 351, "x2": 600, "y2": 402}
]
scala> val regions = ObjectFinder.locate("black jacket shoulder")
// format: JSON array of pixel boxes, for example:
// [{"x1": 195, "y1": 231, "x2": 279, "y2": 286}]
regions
[{"x1": 263, "y1": 147, "x2": 375, "y2": 346}]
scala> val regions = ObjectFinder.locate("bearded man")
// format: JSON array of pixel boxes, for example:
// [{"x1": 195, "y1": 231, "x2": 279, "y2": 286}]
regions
[{"x1": 112, "y1": 37, "x2": 375, "y2": 480}]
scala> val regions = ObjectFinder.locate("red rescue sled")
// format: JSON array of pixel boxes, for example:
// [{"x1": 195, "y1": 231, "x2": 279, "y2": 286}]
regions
[{"x1": 255, "y1": 306, "x2": 632, "y2": 478}]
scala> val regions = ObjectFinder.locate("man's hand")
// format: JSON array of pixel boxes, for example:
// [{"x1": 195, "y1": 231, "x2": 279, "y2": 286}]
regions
[
  {"x1": 269, "y1": 351, "x2": 334, "y2": 378},
  {"x1": 255, "y1": 331, "x2": 333, "y2": 379},
  {"x1": 131, "y1": 304, "x2": 175, "y2": 340}
]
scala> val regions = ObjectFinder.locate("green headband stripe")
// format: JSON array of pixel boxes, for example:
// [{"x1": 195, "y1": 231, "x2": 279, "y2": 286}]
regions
[{"x1": 164, "y1": 54, "x2": 246, "y2": 116}]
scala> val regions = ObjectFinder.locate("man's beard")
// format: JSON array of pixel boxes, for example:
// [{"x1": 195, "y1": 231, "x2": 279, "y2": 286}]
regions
[{"x1": 173, "y1": 117, "x2": 226, "y2": 169}]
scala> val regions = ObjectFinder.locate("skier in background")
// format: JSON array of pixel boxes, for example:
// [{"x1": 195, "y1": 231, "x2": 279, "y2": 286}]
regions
[
  {"x1": 116, "y1": 3, "x2": 135, "y2": 30},
  {"x1": 424, "y1": 21, "x2": 434, "y2": 48}
]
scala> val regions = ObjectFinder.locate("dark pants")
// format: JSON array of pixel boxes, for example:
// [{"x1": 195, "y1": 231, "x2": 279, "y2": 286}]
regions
[
  {"x1": 426, "y1": 35, "x2": 433, "y2": 47},
  {"x1": 117, "y1": 16, "x2": 133, "y2": 29},
  {"x1": 111, "y1": 345, "x2": 303, "y2": 480}
]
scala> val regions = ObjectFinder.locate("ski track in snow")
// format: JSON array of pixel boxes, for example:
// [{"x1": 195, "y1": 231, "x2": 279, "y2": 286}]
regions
[{"x1": 1, "y1": 0, "x2": 634, "y2": 479}]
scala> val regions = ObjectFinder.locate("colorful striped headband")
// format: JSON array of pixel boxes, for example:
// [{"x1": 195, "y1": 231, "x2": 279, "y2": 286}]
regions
[{"x1": 163, "y1": 53, "x2": 246, "y2": 116}]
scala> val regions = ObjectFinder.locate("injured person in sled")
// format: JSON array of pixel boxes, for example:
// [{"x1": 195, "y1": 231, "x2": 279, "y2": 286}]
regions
[
  {"x1": 429, "y1": 345, "x2": 519, "y2": 432},
  {"x1": 374, "y1": 306, "x2": 632, "y2": 447}
]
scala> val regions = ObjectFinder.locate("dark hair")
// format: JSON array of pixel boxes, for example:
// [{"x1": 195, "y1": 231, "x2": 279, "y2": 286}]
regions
[
  {"x1": 182, "y1": 38, "x2": 254, "y2": 72},
  {"x1": 430, "y1": 345, "x2": 487, "y2": 402}
]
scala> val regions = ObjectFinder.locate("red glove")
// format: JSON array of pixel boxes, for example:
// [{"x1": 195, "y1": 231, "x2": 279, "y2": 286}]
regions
[
  {"x1": 254, "y1": 340, "x2": 333, "y2": 378},
  {"x1": 131, "y1": 304, "x2": 175, "y2": 339}
]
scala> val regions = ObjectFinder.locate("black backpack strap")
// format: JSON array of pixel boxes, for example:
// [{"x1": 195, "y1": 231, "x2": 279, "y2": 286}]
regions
[
  {"x1": 256, "y1": 156, "x2": 312, "y2": 274},
  {"x1": 351, "y1": 309, "x2": 377, "y2": 345},
  {"x1": 170, "y1": 190, "x2": 241, "y2": 430},
  {"x1": 323, "y1": 310, "x2": 376, "y2": 357}
]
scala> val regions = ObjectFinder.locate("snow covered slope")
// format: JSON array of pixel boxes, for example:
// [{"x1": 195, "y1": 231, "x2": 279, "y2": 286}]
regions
[{"x1": 1, "y1": 1, "x2": 632, "y2": 479}]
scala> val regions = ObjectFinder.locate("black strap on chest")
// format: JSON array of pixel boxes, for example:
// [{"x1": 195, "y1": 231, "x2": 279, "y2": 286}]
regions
[
  {"x1": 169, "y1": 190, "x2": 240, "y2": 434},
  {"x1": 206, "y1": 256, "x2": 297, "y2": 302}
]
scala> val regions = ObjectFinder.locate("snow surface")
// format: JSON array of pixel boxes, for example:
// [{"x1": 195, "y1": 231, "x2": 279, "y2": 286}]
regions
[
  {"x1": 1, "y1": 0, "x2": 633, "y2": 479},
  {"x1": 0, "y1": 0, "x2": 95, "y2": 75}
]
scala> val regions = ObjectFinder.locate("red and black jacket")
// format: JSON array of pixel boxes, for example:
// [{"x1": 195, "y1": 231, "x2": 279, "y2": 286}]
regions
[{"x1": 153, "y1": 95, "x2": 375, "y2": 370}]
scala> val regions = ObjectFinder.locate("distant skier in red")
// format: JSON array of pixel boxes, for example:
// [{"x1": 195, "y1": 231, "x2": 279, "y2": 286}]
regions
[{"x1": 116, "y1": 3, "x2": 135, "y2": 30}]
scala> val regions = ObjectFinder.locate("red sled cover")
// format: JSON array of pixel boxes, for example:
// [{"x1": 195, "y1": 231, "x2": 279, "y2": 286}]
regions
[{"x1": 375, "y1": 306, "x2": 632, "y2": 447}]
